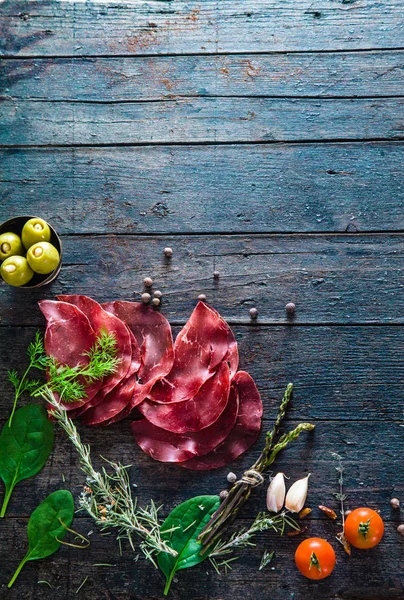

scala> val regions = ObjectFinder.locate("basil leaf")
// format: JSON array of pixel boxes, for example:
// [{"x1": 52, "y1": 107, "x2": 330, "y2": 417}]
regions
[
  {"x1": 158, "y1": 495, "x2": 220, "y2": 595},
  {"x1": 0, "y1": 404, "x2": 54, "y2": 517},
  {"x1": 8, "y1": 489, "x2": 74, "y2": 588}
]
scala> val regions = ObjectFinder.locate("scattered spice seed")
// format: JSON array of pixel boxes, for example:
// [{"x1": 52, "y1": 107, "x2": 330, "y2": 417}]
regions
[
  {"x1": 344, "y1": 509, "x2": 352, "y2": 517},
  {"x1": 164, "y1": 247, "x2": 173, "y2": 258},
  {"x1": 213, "y1": 270, "x2": 220, "y2": 279},
  {"x1": 198, "y1": 294, "x2": 207, "y2": 302},
  {"x1": 226, "y1": 472, "x2": 237, "y2": 484},
  {"x1": 287, "y1": 526, "x2": 308, "y2": 537},
  {"x1": 219, "y1": 490, "x2": 229, "y2": 500},
  {"x1": 390, "y1": 498, "x2": 400, "y2": 509},
  {"x1": 397, "y1": 524, "x2": 404, "y2": 536},
  {"x1": 154, "y1": 290, "x2": 162, "y2": 298},
  {"x1": 152, "y1": 298, "x2": 161, "y2": 307},
  {"x1": 144, "y1": 277, "x2": 153, "y2": 287},
  {"x1": 285, "y1": 302, "x2": 296, "y2": 314},
  {"x1": 141, "y1": 293, "x2": 151, "y2": 304},
  {"x1": 249, "y1": 307, "x2": 258, "y2": 319},
  {"x1": 299, "y1": 507, "x2": 312, "y2": 520},
  {"x1": 318, "y1": 505, "x2": 338, "y2": 520}
]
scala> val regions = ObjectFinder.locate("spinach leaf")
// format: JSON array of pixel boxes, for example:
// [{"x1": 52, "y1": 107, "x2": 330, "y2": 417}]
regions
[
  {"x1": 158, "y1": 495, "x2": 220, "y2": 595},
  {"x1": 8, "y1": 489, "x2": 74, "y2": 588},
  {"x1": 0, "y1": 404, "x2": 54, "y2": 517}
]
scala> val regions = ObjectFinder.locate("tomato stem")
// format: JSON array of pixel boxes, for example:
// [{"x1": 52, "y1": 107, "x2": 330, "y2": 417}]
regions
[
  {"x1": 358, "y1": 518, "x2": 371, "y2": 539},
  {"x1": 309, "y1": 551, "x2": 322, "y2": 573}
]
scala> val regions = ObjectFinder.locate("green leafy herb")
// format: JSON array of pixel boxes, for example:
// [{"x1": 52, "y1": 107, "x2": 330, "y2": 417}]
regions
[
  {"x1": 43, "y1": 330, "x2": 120, "y2": 404},
  {"x1": 8, "y1": 332, "x2": 48, "y2": 426},
  {"x1": 158, "y1": 495, "x2": 220, "y2": 595},
  {"x1": 8, "y1": 331, "x2": 121, "y2": 414},
  {"x1": 8, "y1": 489, "x2": 74, "y2": 588},
  {"x1": 0, "y1": 404, "x2": 54, "y2": 517}
]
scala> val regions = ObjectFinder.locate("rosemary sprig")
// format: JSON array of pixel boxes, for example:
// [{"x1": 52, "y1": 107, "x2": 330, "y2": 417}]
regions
[
  {"x1": 44, "y1": 388, "x2": 177, "y2": 564},
  {"x1": 199, "y1": 384, "x2": 314, "y2": 548}
]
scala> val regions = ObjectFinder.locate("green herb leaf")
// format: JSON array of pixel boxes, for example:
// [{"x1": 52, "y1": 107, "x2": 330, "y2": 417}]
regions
[
  {"x1": 158, "y1": 495, "x2": 220, "y2": 595},
  {"x1": 8, "y1": 490, "x2": 74, "y2": 588},
  {"x1": 0, "y1": 404, "x2": 54, "y2": 517}
]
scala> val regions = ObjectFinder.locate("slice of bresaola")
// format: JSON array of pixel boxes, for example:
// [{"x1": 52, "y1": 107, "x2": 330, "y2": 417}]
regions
[
  {"x1": 57, "y1": 295, "x2": 136, "y2": 402},
  {"x1": 149, "y1": 301, "x2": 238, "y2": 404},
  {"x1": 131, "y1": 383, "x2": 239, "y2": 462},
  {"x1": 138, "y1": 361, "x2": 230, "y2": 433},
  {"x1": 180, "y1": 371, "x2": 263, "y2": 470},
  {"x1": 38, "y1": 300, "x2": 103, "y2": 409},
  {"x1": 102, "y1": 300, "x2": 174, "y2": 406}
]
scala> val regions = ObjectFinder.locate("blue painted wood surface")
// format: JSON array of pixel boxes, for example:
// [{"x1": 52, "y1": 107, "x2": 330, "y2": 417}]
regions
[{"x1": 0, "y1": 1, "x2": 403, "y2": 599}]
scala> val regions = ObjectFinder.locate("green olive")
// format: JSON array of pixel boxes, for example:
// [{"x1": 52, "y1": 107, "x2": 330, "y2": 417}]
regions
[
  {"x1": 27, "y1": 241, "x2": 60, "y2": 274},
  {"x1": 1, "y1": 255, "x2": 34, "y2": 287},
  {"x1": 0, "y1": 232, "x2": 24, "y2": 262},
  {"x1": 21, "y1": 217, "x2": 51, "y2": 249}
]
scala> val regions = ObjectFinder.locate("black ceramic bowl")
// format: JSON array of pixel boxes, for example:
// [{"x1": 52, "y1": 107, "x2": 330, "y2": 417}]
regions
[{"x1": 0, "y1": 216, "x2": 62, "y2": 288}]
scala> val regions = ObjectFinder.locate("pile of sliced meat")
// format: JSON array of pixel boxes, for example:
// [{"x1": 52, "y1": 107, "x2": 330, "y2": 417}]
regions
[{"x1": 39, "y1": 295, "x2": 263, "y2": 470}]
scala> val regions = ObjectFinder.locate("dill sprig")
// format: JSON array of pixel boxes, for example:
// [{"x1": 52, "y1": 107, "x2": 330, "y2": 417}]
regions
[
  {"x1": 44, "y1": 388, "x2": 177, "y2": 564},
  {"x1": 208, "y1": 511, "x2": 298, "y2": 574},
  {"x1": 7, "y1": 331, "x2": 48, "y2": 426},
  {"x1": 44, "y1": 330, "x2": 121, "y2": 403},
  {"x1": 198, "y1": 384, "x2": 315, "y2": 548},
  {"x1": 8, "y1": 331, "x2": 121, "y2": 422}
]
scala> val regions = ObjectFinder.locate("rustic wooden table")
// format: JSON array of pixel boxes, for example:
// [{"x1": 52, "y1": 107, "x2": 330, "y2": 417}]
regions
[{"x1": 1, "y1": 1, "x2": 404, "y2": 599}]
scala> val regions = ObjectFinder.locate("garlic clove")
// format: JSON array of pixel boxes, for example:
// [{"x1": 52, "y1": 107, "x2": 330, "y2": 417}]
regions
[
  {"x1": 266, "y1": 472, "x2": 286, "y2": 513},
  {"x1": 285, "y1": 474, "x2": 311, "y2": 513}
]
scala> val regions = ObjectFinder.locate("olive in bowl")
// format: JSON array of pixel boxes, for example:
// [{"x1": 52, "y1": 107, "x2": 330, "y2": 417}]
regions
[
  {"x1": 1, "y1": 256, "x2": 34, "y2": 287},
  {"x1": 22, "y1": 217, "x2": 52, "y2": 249},
  {"x1": 27, "y1": 241, "x2": 60, "y2": 275},
  {"x1": 0, "y1": 216, "x2": 62, "y2": 289},
  {"x1": 0, "y1": 232, "x2": 24, "y2": 262}
]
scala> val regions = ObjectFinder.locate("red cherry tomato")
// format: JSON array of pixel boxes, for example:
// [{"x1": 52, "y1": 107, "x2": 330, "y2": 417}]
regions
[
  {"x1": 344, "y1": 508, "x2": 384, "y2": 549},
  {"x1": 295, "y1": 537, "x2": 336, "y2": 580}
]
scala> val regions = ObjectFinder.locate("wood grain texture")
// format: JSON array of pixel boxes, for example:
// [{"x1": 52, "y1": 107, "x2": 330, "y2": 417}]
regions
[
  {"x1": 3, "y1": 96, "x2": 404, "y2": 146},
  {"x1": 1, "y1": 324, "x2": 403, "y2": 424},
  {"x1": 2, "y1": 143, "x2": 404, "y2": 234},
  {"x1": 1, "y1": 234, "x2": 404, "y2": 325},
  {"x1": 1, "y1": 0, "x2": 404, "y2": 57},
  {"x1": 1, "y1": 515, "x2": 403, "y2": 600},
  {"x1": 3, "y1": 51, "x2": 404, "y2": 101}
]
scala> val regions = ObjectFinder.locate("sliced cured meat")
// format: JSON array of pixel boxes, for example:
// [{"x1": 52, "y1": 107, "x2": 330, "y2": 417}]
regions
[
  {"x1": 57, "y1": 295, "x2": 136, "y2": 401},
  {"x1": 149, "y1": 301, "x2": 233, "y2": 404},
  {"x1": 82, "y1": 373, "x2": 138, "y2": 426},
  {"x1": 138, "y1": 361, "x2": 230, "y2": 433},
  {"x1": 38, "y1": 300, "x2": 102, "y2": 409},
  {"x1": 180, "y1": 370, "x2": 262, "y2": 470},
  {"x1": 102, "y1": 300, "x2": 174, "y2": 406},
  {"x1": 131, "y1": 383, "x2": 239, "y2": 462}
]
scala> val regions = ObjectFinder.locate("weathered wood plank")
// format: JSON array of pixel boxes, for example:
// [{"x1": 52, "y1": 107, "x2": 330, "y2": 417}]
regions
[
  {"x1": 0, "y1": 414, "x2": 402, "y2": 519},
  {"x1": 1, "y1": 324, "x2": 403, "y2": 423},
  {"x1": 1, "y1": 0, "x2": 403, "y2": 57},
  {"x1": 1, "y1": 234, "x2": 404, "y2": 325},
  {"x1": 2, "y1": 144, "x2": 404, "y2": 233},
  {"x1": 3, "y1": 51, "x2": 404, "y2": 101},
  {"x1": 1, "y1": 514, "x2": 403, "y2": 600},
  {"x1": 2, "y1": 97, "x2": 404, "y2": 146}
]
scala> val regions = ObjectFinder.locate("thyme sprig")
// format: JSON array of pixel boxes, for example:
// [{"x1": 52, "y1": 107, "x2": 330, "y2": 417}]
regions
[
  {"x1": 208, "y1": 511, "x2": 298, "y2": 574},
  {"x1": 199, "y1": 384, "x2": 315, "y2": 548},
  {"x1": 331, "y1": 452, "x2": 351, "y2": 555},
  {"x1": 44, "y1": 389, "x2": 177, "y2": 564}
]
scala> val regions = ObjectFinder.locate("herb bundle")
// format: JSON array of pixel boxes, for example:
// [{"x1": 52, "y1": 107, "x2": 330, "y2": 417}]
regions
[{"x1": 198, "y1": 384, "x2": 315, "y2": 548}]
